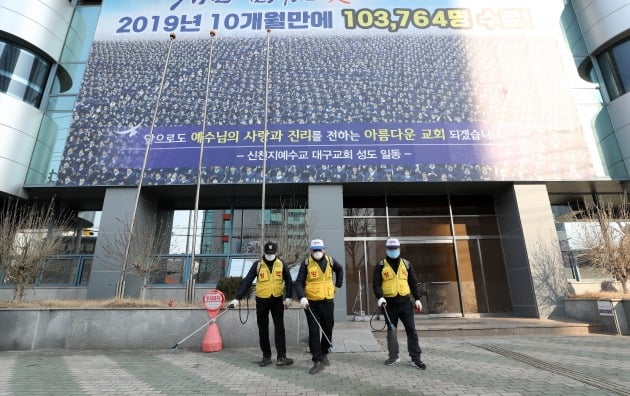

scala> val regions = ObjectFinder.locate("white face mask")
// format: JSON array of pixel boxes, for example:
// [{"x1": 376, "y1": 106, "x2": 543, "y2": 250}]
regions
[
  {"x1": 312, "y1": 251, "x2": 324, "y2": 260},
  {"x1": 264, "y1": 254, "x2": 276, "y2": 261}
]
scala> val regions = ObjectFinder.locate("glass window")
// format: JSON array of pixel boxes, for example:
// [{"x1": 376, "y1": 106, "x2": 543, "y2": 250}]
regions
[
  {"x1": 24, "y1": 111, "x2": 73, "y2": 185},
  {"x1": 597, "y1": 37, "x2": 630, "y2": 100},
  {"x1": 231, "y1": 209, "x2": 261, "y2": 254},
  {"x1": 552, "y1": 201, "x2": 630, "y2": 281},
  {"x1": 39, "y1": 258, "x2": 79, "y2": 285},
  {"x1": 598, "y1": 51, "x2": 622, "y2": 100},
  {"x1": 149, "y1": 257, "x2": 184, "y2": 285},
  {"x1": 227, "y1": 258, "x2": 257, "y2": 278},
  {"x1": 408, "y1": 243, "x2": 461, "y2": 314},
  {"x1": 388, "y1": 195, "x2": 449, "y2": 216},
  {"x1": 450, "y1": 195, "x2": 495, "y2": 215},
  {"x1": 61, "y1": 6, "x2": 102, "y2": 63},
  {"x1": 79, "y1": 258, "x2": 92, "y2": 285},
  {"x1": 344, "y1": 217, "x2": 388, "y2": 237},
  {"x1": 389, "y1": 217, "x2": 452, "y2": 236},
  {"x1": 452, "y1": 216, "x2": 499, "y2": 236},
  {"x1": 196, "y1": 257, "x2": 226, "y2": 284},
  {"x1": 479, "y1": 239, "x2": 512, "y2": 313},
  {"x1": 344, "y1": 207, "x2": 386, "y2": 217},
  {"x1": 47, "y1": 95, "x2": 78, "y2": 111},
  {"x1": 344, "y1": 196, "x2": 387, "y2": 216},
  {"x1": 612, "y1": 39, "x2": 630, "y2": 96},
  {"x1": 0, "y1": 39, "x2": 51, "y2": 107},
  {"x1": 456, "y1": 240, "x2": 488, "y2": 314}
]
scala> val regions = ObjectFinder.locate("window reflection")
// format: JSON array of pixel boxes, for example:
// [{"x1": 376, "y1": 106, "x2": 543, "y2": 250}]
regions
[
  {"x1": 597, "y1": 37, "x2": 630, "y2": 100},
  {"x1": 0, "y1": 39, "x2": 50, "y2": 107}
]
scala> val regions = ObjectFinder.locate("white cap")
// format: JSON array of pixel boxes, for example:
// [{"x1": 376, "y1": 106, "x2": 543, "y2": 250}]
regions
[
  {"x1": 385, "y1": 238, "x2": 400, "y2": 248},
  {"x1": 310, "y1": 239, "x2": 325, "y2": 250}
]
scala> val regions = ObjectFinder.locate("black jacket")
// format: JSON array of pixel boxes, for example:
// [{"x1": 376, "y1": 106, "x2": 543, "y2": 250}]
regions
[
  {"x1": 373, "y1": 256, "x2": 421, "y2": 303},
  {"x1": 294, "y1": 255, "x2": 344, "y2": 300},
  {"x1": 235, "y1": 257, "x2": 292, "y2": 300}
]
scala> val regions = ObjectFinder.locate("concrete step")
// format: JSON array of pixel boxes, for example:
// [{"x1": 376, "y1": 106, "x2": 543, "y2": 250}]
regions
[{"x1": 346, "y1": 317, "x2": 605, "y2": 339}]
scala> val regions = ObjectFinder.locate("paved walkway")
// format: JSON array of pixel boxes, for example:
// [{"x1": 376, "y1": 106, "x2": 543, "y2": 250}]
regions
[{"x1": 1, "y1": 334, "x2": 629, "y2": 396}]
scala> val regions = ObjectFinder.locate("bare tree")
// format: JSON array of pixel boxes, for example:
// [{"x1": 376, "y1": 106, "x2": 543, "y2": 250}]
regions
[
  {"x1": 344, "y1": 207, "x2": 377, "y2": 267},
  {"x1": 571, "y1": 196, "x2": 630, "y2": 294},
  {"x1": 101, "y1": 217, "x2": 172, "y2": 299},
  {"x1": 0, "y1": 199, "x2": 73, "y2": 302}
]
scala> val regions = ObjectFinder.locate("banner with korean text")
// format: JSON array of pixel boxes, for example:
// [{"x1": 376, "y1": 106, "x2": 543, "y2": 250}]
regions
[{"x1": 58, "y1": 0, "x2": 597, "y2": 186}]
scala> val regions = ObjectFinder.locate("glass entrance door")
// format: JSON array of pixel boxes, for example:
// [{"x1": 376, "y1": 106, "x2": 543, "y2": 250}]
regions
[
  {"x1": 344, "y1": 239, "x2": 462, "y2": 317},
  {"x1": 404, "y1": 242, "x2": 462, "y2": 316}
]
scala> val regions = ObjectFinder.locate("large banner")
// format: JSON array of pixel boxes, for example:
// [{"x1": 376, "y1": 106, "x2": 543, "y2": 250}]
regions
[{"x1": 58, "y1": 0, "x2": 596, "y2": 186}]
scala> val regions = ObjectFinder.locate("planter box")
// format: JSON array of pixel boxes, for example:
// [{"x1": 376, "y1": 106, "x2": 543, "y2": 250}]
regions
[
  {"x1": 0, "y1": 307, "x2": 308, "y2": 351},
  {"x1": 564, "y1": 299, "x2": 629, "y2": 335}
]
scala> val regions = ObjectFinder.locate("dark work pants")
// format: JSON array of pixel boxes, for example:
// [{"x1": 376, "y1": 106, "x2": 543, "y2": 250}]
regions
[
  {"x1": 383, "y1": 300, "x2": 421, "y2": 360},
  {"x1": 305, "y1": 299, "x2": 334, "y2": 362},
  {"x1": 256, "y1": 296, "x2": 287, "y2": 359}
]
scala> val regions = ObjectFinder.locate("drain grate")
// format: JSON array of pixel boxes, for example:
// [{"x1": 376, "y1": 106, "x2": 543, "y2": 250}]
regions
[{"x1": 473, "y1": 344, "x2": 630, "y2": 396}]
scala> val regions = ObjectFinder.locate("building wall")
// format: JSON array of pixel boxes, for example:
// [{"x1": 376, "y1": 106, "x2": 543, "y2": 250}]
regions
[
  {"x1": 570, "y1": 0, "x2": 630, "y2": 54},
  {"x1": 0, "y1": 95, "x2": 46, "y2": 197},
  {"x1": 87, "y1": 188, "x2": 159, "y2": 299},
  {"x1": 570, "y1": 0, "x2": 630, "y2": 176},
  {"x1": 495, "y1": 186, "x2": 538, "y2": 317},
  {"x1": 512, "y1": 184, "x2": 567, "y2": 318},
  {"x1": 0, "y1": 0, "x2": 75, "y2": 197},
  {"x1": 2, "y1": 1, "x2": 618, "y2": 321},
  {"x1": 608, "y1": 95, "x2": 630, "y2": 176},
  {"x1": 0, "y1": 0, "x2": 74, "y2": 60},
  {"x1": 494, "y1": 184, "x2": 568, "y2": 318},
  {"x1": 308, "y1": 185, "x2": 346, "y2": 321}
]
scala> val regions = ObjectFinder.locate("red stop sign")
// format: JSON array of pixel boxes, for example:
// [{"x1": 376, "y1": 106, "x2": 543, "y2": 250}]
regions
[{"x1": 202, "y1": 289, "x2": 225, "y2": 318}]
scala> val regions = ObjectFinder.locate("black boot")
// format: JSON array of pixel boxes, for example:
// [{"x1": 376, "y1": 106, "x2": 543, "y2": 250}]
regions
[
  {"x1": 276, "y1": 357, "x2": 294, "y2": 366},
  {"x1": 309, "y1": 361, "x2": 324, "y2": 374}
]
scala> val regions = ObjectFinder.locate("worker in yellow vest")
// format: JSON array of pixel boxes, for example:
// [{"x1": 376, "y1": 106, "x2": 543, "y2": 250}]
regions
[
  {"x1": 373, "y1": 238, "x2": 426, "y2": 370},
  {"x1": 294, "y1": 239, "x2": 344, "y2": 375},
  {"x1": 230, "y1": 241, "x2": 294, "y2": 367}
]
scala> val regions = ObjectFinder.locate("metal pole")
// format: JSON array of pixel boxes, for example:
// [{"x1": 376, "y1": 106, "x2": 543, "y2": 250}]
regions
[
  {"x1": 260, "y1": 29, "x2": 271, "y2": 251},
  {"x1": 171, "y1": 307, "x2": 230, "y2": 349},
  {"x1": 363, "y1": 240, "x2": 370, "y2": 315},
  {"x1": 116, "y1": 33, "x2": 176, "y2": 299},
  {"x1": 358, "y1": 270, "x2": 363, "y2": 318},
  {"x1": 186, "y1": 30, "x2": 217, "y2": 303},
  {"x1": 307, "y1": 306, "x2": 334, "y2": 349}
]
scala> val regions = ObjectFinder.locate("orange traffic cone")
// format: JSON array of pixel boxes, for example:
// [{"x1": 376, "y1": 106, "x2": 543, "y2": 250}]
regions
[{"x1": 201, "y1": 321, "x2": 223, "y2": 352}]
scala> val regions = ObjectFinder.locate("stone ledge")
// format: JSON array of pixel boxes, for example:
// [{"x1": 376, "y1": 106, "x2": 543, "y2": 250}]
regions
[
  {"x1": 0, "y1": 308, "x2": 308, "y2": 351},
  {"x1": 0, "y1": 308, "x2": 383, "y2": 352}
]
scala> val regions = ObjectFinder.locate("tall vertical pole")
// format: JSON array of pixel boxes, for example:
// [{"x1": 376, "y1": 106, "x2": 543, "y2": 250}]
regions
[
  {"x1": 260, "y1": 29, "x2": 271, "y2": 252},
  {"x1": 186, "y1": 30, "x2": 217, "y2": 303},
  {"x1": 116, "y1": 33, "x2": 176, "y2": 299}
]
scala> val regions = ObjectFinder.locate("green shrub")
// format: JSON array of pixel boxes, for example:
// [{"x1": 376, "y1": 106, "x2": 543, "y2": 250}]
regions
[{"x1": 216, "y1": 276, "x2": 244, "y2": 300}]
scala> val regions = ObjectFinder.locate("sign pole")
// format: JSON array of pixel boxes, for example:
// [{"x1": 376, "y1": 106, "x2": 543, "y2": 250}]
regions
[
  {"x1": 116, "y1": 33, "x2": 176, "y2": 299},
  {"x1": 260, "y1": 29, "x2": 271, "y2": 251},
  {"x1": 186, "y1": 30, "x2": 217, "y2": 303}
]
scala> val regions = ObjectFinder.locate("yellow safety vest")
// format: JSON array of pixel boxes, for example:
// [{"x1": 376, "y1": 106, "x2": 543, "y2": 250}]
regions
[
  {"x1": 255, "y1": 259, "x2": 285, "y2": 298},
  {"x1": 304, "y1": 256, "x2": 334, "y2": 301},
  {"x1": 381, "y1": 258, "x2": 410, "y2": 297}
]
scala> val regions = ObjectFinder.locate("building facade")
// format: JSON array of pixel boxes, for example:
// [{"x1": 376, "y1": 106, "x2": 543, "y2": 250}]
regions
[{"x1": 1, "y1": 0, "x2": 629, "y2": 320}]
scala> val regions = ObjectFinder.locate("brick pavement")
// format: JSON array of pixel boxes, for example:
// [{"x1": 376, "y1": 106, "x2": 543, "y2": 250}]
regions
[{"x1": 0, "y1": 335, "x2": 628, "y2": 396}]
